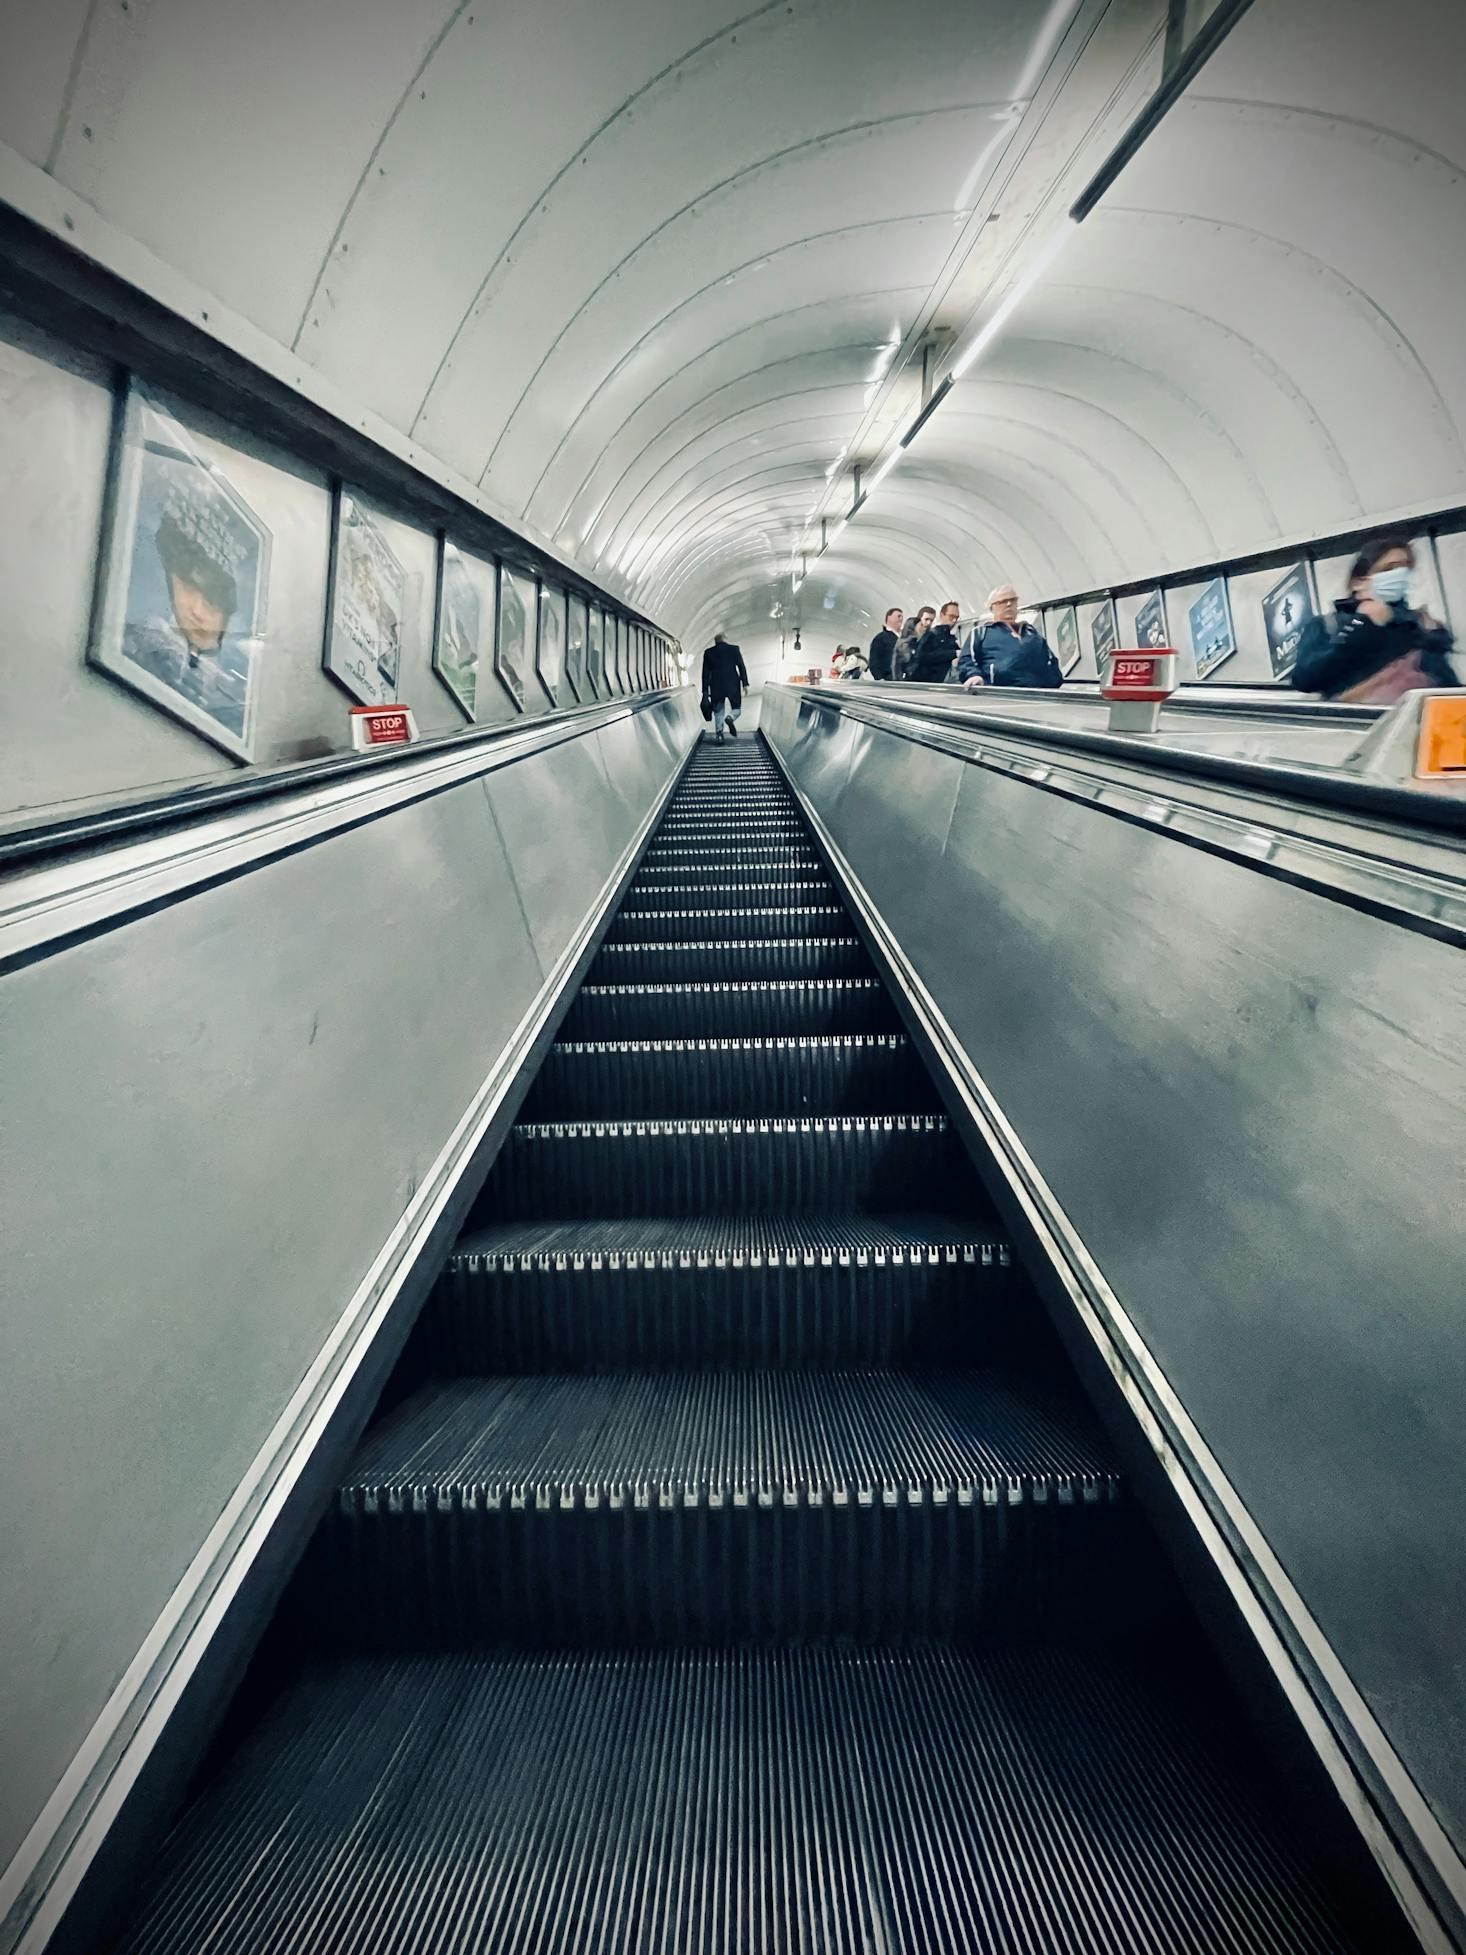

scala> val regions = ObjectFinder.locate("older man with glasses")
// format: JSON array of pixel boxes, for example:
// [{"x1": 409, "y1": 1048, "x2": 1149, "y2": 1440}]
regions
[{"x1": 958, "y1": 585, "x2": 1064, "y2": 690}]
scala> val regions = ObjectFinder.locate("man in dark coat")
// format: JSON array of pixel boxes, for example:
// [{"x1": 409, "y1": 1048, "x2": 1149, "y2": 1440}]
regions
[
  {"x1": 701, "y1": 631, "x2": 749, "y2": 742},
  {"x1": 906, "y1": 602, "x2": 958, "y2": 683},
  {"x1": 959, "y1": 585, "x2": 1062, "y2": 689},
  {"x1": 867, "y1": 607, "x2": 904, "y2": 680}
]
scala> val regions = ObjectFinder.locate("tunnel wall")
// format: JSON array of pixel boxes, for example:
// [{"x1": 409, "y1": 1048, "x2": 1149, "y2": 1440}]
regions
[
  {"x1": 0, "y1": 305, "x2": 676, "y2": 825},
  {"x1": 762, "y1": 681, "x2": 1466, "y2": 1907},
  {"x1": 0, "y1": 692, "x2": 699, "y2": 1930}
]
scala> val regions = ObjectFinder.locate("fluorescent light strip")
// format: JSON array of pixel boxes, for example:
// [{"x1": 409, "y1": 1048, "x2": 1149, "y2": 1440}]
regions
[{"x1": 949, "y1": 218, "x2": 1076, "y2": 380}]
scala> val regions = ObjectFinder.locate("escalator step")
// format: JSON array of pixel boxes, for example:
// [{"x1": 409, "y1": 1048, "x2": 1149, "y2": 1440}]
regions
[
  {"x1": 564, "y1": 978, "x2": 897, "y2": 1039},
  {"x1": 305, "y1": 1371, "x2": 1123, "y2": 1644},
  {"x1": 644, "y1": 843, "x2": 819, "y2": 862},
  {"x1": 605, "y1": 905, "x2": 850, "y2": 943},
  {"x1": 626, "y1": 875, "x2": 835, "y2": 908},
  {"x1": 478, "y1": 1113, "x2": 968, "y2": 1218},
  {"x1": 589, "y1": 937, "x2": 871, "y2": 983},
  {"x1": 523, "y1": 1035, "x2": 933, "y2": 1119},
  {"x1": 117, "y1": 1645, "x2": 1364, "y2": 1955},
  {"x1": 417, "y1": 1215, "x2": 1023, "y2": 1369},
  {"x1": 634, "y1": 857, "x2": 823, "y2": 883}
]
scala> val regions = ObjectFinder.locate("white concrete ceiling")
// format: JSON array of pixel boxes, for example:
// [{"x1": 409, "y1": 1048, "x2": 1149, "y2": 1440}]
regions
[{"x1": 2, "y1": 0, "x2": 1462, "y2": 661}]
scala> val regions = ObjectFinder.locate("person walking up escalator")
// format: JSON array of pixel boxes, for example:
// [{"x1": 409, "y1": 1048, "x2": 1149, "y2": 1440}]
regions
[{"x1": 701, "y1": 630, "x2": 749, "y2": 743}]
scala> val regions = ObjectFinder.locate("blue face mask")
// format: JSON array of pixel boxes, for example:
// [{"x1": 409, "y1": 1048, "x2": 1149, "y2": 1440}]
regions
[{"x1": 1369, "y1": 566, "x2": 1413, "y2": 606}]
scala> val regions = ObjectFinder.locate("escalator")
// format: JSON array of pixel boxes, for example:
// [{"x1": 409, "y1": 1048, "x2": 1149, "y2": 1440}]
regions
[{"x1": 112, "y1": 735, "x2": 1398, "y2": 1953}]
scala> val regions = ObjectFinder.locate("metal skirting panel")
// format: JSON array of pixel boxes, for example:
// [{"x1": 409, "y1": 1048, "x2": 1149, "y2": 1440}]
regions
[{"x1": 761, "y1": 683, "x2": 1466, "y2": 1947}]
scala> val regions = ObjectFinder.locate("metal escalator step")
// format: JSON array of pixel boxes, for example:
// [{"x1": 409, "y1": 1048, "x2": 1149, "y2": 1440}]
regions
[
  {"x1": 645, "y1": 843, "x2": 817, "y2": 860},
  {"x1": 635, "y1": 858, "x2": 823, "y2": 883},
  {"x1": 523, "y1": 1035, "x2": 933, "y2": 1120},
  {"x1": 564, "y1": 978, "x2": 896, "y2": 1039},
  {"x1": 626, "y1": 876, "x2": 835, "y2": 909},
  {"x1": 416, "y1": 1215, "x2": 1022, "y2": 1370},
  {"x1": 478, "y1": 1113, "x2": 967, "y2": 1218},
  {"x1": 305, "y1": 1371, "x2": 1123, "y2": 1644},
  {"x1": 116, "y1": 1644, "x2": 1367, "y2": 1955},
  {"x1": 605, "y1": 905, "x2": 850, "y2": 943},
  {"x1": 589, "y1": 937, "x2": 871, "y2": 983}
]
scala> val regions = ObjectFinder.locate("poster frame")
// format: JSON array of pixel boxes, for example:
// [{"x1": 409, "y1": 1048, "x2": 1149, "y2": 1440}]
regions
[
  {"x1": 1187, "y1": 575, "x2": 1239, "y2": 680},
  {"x1": 89, "y1": 375, "x2": 271, "y2": 762},
  {"x1": 1052, "y1": 604, "x2": 1081, "y2": 676},
  {"x1": 493, "y1": 562, "x2": 533, "y2": 715},
  {"x1": 586, "y1": 605, "x2": 604, "y2": 699},
  {"x1": 535, "y1": 579, "x2": 566, "y2": 708},
  {"x1": 323, "y1": 484, "x2": 408, "y2": 710},
  {"x1": 430, "y1": 533, "x2": 485, "y2": 723},
  {"x1": 1090, "y1": 597, "x2": 1118, "y2": 676},
  {"x1": 1134, "y1": 587, "x2": 1170, "y2": 651},
  {"x1": 1262, "y1": 559, "x2": 1321, "y2": 682},
  {"x1": 565, "y1": 591, "x2": 588, "y2": 702}
]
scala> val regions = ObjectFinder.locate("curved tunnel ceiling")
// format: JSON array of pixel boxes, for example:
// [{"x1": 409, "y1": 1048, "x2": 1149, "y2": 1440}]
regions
[{"x1": 2, "y1": 0, "x2": 1463, "y2": 665}]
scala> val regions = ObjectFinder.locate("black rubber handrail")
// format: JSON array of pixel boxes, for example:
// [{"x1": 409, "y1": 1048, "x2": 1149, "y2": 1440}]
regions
[
  {"x1": 785, "y1": 686, "x2": 1466, "y2": 838},
  {"x1": 1, "y1": 691, "x2": 675, "y2": 868}
]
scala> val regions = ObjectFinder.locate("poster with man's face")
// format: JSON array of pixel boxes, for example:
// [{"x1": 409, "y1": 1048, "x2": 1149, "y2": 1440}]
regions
[
  {"x1": 324, "y1": 492, "x2": 406, "y2": 707},
  {"x1": 91, "y1": 383, "x2": 270, "y2": 761},
  {"x1": 433, "y1": 541, "x2": 489, "y2": 719}
]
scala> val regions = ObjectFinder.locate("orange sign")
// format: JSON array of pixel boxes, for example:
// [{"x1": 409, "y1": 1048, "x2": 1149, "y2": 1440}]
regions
[{"x1": 1415, "y1": 695, "x2": 1466, "y2": 778}]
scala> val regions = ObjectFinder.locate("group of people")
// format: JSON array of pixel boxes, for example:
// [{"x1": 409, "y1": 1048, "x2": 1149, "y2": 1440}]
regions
[
  {"x1": 836, "y1": 587, "x2": 1064, "y2": 690},
  {"x1": 707, "y1": 535, "x2": 1457, "y2": 724}
]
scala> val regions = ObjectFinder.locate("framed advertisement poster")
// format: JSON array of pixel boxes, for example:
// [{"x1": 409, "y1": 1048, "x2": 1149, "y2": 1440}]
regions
[
  {"x1": 565, "y1": 593, "x2": 588, "y2": 701},
  {"x1": 90, "y1": 380, "x2": 270, "y2": 760},
  {"x1": 324, "y1": 489, "x2": 405, "y2": 707},
  {"x1": 536, "y1": 582, "x2": 566, "y2": 705},
  {"x1": 1187, "y1": 577, "x2": 1237, "y2": 679},
  {"x1": 495, "y1": 566, "x2": 534, "y2": 712},
  {"x1": 608, "y1": 614, "x2": 623, "y2": 693},
  {"x1": 1090, "y1": 599, "x2": 1118, "y2": 676},
  {"x1": 432, "y1": 538, "x2": 491, "y2": 720},
  {"x1": 1134, "y1": 588, "x2": 1169, "y2": 649},
  {"x1": 1052, "y1": 606, "x2": 1080, "y2": 675},
  {"x1": 586, "y1": 606, "x2": 604, "y2": 698},
  {"x1": 1263, "y1": 561, "x2": 1318, "y2": 680}
]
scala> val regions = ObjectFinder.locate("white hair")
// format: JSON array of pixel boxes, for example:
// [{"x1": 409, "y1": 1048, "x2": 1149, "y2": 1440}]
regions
[{"x1": 988, "y1": 585, "x2": 1018, "y2": 605}]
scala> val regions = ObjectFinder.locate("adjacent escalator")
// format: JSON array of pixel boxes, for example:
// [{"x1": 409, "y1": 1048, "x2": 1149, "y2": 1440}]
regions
[{"x1": 113, "y1": 736, "x2": 1399, "y2": 1954}]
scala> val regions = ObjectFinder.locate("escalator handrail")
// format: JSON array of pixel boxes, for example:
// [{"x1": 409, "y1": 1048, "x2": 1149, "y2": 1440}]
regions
[
  {"x1": 1, "y1": 689, "x2": 678, "y2": 869},
  {"x1": 785, "y1": 684, "x2": 1466, "y2": 839}
]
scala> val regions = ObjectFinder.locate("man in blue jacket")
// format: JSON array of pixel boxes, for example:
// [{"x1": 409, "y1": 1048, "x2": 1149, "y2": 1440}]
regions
[{"x1": 958, "y1": 585, "x2": 1063, "y2": 689}]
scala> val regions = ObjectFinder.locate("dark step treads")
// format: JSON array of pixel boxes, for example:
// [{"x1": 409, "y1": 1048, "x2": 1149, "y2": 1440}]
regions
[
  {"x1": 304, "y1": 1371, "x2": 1123, "y2": 1643},
  {"x1": 589, "y1": 937, "x2": 872, "y2": 984},
  {"x1": 644, "y1": 842, "x2": 818, "y2": 862},
  {"x1": 633, "y1": 858, "x2": 823, "y2": 885},
  {"x1": 564, "y1": 977, "x2": 897, "y2": 1040},
  {"x1": 626, "y1": 875, "x2": 834, "y2": 909},
  {"x1": 523, "y1": 1035, "x2": 933, "y2": 1120},
  {"x1": 115, "y1": 1645, "x2": 1370, "y2": 1955},
  {"x1": 606, "y1": 905, "x2": 850, "y2": 944},
  {"x1": 477, "y1": 1113, "x2": 968, "y2": 1219},
  {"x1": 416, "y1": 1214, "x2": 1024, "y2": 1370}
]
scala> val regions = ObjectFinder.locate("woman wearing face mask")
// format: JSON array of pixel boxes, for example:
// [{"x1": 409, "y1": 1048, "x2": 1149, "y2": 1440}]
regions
[{"x1": 1291, "y1": 536, "x2": 1457, "y2": 702}]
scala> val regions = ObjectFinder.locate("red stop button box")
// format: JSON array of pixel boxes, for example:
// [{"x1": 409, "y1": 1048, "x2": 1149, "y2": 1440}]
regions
[
  {"x1": 1102, "y1": 651, "x2": 1177, "y2": 703},
  {"x1": 350, "y1": 705, "x2": 419, "y2": 751}
]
